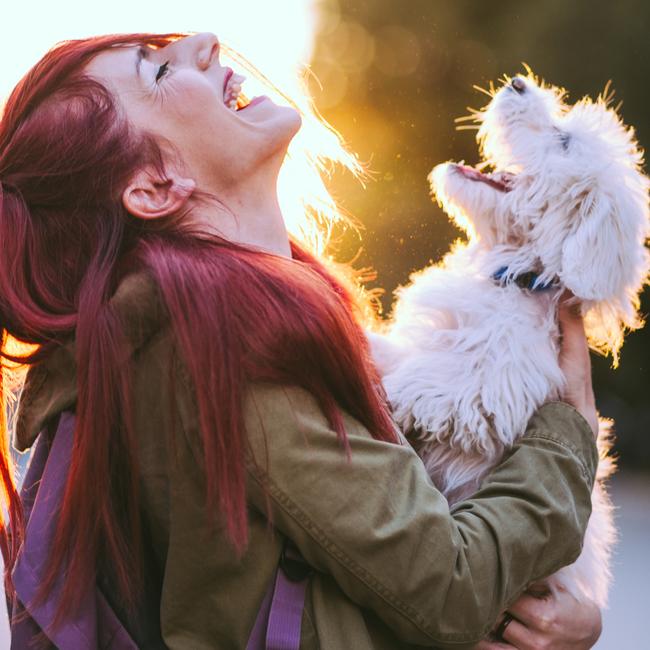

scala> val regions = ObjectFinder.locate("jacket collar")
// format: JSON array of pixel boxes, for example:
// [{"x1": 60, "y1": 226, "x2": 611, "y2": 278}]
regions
[{"x1": 14, "y1": 270, "x2": 167, "y2": 451}]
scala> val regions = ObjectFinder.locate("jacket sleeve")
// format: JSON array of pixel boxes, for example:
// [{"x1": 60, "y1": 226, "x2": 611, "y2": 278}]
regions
[{"x1": 192, "y1": 382, "x2": 597, "y2": 647}]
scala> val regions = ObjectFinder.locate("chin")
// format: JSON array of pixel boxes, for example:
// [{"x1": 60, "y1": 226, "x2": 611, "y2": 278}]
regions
[
  {"x1": 274, "y1": 104, "x2": 302, "y2": 141},
  {"x1": 260, "y1": 102, "x2": 302, "y2": 137},
  {"x1": 261, "y1": 105, "x2": 303, "y2": 157},
  {"x1": 285, "y1": 105, "x2": 303, "y2": 136}
]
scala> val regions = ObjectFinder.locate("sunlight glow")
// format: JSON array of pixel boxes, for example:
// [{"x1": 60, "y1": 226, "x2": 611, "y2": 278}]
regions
[
  {"x1": 0, "y1": 1, "x2": 318, "y2": 102},
  {"x1": 1, "y1": 1, "x2": 361, "y2": 253}
]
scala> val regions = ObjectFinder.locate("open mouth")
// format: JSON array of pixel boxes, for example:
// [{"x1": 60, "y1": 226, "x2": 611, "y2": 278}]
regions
[
  {"x1": 453, "y1": 164, "x2": 514, "y2": 192},
  {"x1": 222, "y1": 67, "x2": 251, "y2": 111}
]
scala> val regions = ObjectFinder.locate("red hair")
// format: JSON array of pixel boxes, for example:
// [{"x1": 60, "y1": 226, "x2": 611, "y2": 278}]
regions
[{"x1": 0, "y1": 34, "x2": 397, "y2": 626}]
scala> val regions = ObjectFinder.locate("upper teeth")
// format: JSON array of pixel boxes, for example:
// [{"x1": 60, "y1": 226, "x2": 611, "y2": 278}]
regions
[{"x1": 224, "y1": 73, "x2": 245, "y2": 111}]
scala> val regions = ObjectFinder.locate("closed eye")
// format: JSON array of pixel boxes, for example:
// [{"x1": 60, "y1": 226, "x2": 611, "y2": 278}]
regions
[
  {"x1": 557, "y1": 129, "x2": 571, "y2": 151},
  {"x1": 155, "y1": 61, "x2": 170, "y2": 83}
]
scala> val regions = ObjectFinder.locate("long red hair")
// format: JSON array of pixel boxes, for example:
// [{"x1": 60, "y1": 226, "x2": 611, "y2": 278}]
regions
[{"x1": 0, "y1": 34, "x2": 397, "y2": 625}]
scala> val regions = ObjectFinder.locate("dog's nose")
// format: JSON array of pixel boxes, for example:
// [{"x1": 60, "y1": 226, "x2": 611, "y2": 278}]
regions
[{"x1": 511, "y1": 77, "x2": 526, "y2": 93}]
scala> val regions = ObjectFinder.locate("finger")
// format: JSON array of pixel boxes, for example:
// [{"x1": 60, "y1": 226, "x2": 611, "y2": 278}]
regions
[
  {"x1": 526, "y1": 581, "x2": 554, "y2": 598},
  {"x1": 558, "y1": 289, "x2": 580, "y2": 318},
  {"x1": 501, "y1": 617, "x2": 539, "y2": 650},
  {"x1": 558, "y1": 301, "x2": 586, "y2": 339},
  {"x1": 508, "y1": 593, "x2": 551, "y2": 627}
]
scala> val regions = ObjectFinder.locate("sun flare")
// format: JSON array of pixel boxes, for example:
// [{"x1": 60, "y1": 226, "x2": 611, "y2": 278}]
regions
[{"x1": 1, "y1": 1, "x2": 358, "y2": 254}]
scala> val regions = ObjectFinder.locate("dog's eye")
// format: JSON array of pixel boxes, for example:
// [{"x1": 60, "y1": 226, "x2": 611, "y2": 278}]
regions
[{"x1": 558, "y1": 131, "x2": 571, "y2": 151}]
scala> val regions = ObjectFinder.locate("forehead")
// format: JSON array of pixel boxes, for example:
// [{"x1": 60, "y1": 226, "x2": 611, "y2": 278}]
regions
[{"x1": 84, "y1": 46, "x2": 142, "y2": 94}]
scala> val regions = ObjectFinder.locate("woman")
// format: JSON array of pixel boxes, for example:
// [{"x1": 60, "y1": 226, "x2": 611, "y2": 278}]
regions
[{"x1": 0, "y1": 32, "x2": 602, "y2": 649}]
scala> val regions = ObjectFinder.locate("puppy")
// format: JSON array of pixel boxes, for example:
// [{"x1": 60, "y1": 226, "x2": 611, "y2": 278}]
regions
[{"x1": 370, "y1": 72, "x2": 650, "y2": 608}]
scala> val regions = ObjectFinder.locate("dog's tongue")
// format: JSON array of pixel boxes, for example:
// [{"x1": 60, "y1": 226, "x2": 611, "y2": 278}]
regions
[
  {"x1": 454, "y1": 164, "x2": 513, "y2": 192},
  {"x1": 456, "y1": 165, "x2": 486, "y2": 182}
]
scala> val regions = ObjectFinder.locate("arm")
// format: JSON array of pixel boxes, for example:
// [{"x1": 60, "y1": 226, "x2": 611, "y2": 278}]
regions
[{"x1": 240, "y1": 384, "x2": 597, "y2": 648}]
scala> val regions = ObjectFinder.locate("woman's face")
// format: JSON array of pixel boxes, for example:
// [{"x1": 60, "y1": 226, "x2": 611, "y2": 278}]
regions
[{"x1": 85, "y1": 32, "x2": 302, "y2": 193}]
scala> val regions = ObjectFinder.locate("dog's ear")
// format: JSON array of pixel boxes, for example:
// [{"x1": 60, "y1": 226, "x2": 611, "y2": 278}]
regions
[
  {"x1": 560, "y1": 184, "x2": 647, "y2": 302},
  {"x1": 560, "y1": 179, "x2": 649, "y2": 361}
]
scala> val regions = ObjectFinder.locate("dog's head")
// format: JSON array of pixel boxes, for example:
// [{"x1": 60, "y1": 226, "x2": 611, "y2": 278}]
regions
[
  {"x1": 433, "y1": 71, "x2": 650, "y2": 361},
  {"x1": 478, "y1": 73, "x2": 568, "y2": 173}
]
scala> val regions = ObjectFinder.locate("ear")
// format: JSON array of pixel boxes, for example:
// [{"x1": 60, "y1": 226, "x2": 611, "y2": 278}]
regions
[
  {"x1": 560, "y1": 186, "x2": 643, "y2": 301},
  {"x1": 122, "y1": 167, "x2": 196, "y2": 220}
]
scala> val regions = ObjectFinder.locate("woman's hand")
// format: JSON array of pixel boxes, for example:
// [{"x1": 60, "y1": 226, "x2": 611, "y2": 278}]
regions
[
  {"x1": 472, "y1": 582, "x2": 602, "y2": 649},
  {"x1": 557, "y1": 294, "x2": 599, "y2": 437}
]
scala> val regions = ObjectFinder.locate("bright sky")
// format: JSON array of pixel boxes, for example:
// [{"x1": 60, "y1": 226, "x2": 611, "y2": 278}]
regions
[{"x1": 0, "y1": 0, "x2": 318, "y2": 102}]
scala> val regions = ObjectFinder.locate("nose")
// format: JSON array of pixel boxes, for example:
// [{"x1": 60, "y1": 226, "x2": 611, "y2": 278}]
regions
[
  {"x1": 195, "y1": 32, "x2": 220, "y2": 70},
  {"x1": 170, "y1": 32, "x2": 220, "y2": 70},
  {"x1": 511, "y1": 77, "x2": 526, "y2": 94}
]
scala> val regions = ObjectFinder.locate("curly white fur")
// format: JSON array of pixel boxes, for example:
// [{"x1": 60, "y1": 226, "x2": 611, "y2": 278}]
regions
[{"x1": 370, "y1": 71, "x2": 650, "y2": 608}]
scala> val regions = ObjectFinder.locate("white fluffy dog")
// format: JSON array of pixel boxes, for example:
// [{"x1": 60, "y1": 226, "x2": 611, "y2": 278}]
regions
[{"x1": 370, "y1": 72, "x2": 650, "y2": 608}]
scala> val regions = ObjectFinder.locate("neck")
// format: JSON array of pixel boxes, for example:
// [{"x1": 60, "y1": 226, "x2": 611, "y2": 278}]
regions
[{"x1": 189, "y1": 163, "x2": 291, "y2": 258}]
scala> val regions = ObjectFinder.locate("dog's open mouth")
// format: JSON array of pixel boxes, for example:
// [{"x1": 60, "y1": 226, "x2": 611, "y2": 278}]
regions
[{"x1": 453, "y1": 164, "x2": 514, "y2": 192}]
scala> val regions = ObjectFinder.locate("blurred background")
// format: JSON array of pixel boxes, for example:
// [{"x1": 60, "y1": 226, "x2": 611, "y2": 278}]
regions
[
  {"x1": 1, "y1": 1, "x2": 648, "y2": 648},
  {"x1": 309, "y1": 0, "x2": 650, "y2": 471}
]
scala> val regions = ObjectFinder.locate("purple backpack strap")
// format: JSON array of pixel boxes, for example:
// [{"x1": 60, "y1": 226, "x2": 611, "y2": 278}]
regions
[
  {"x1": 247, "y1": 540, "x2": 311, "y2": 650},
  {"x1": 9, "y1": 411, "x2": 138, "y2": 649}
]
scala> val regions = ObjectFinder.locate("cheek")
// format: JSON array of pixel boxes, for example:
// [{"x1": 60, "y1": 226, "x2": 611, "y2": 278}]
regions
[
  {"x1": 165, "y1": 75, "x2": 222, "y2": 122},
  {"x1": 159, "y1": 78, "x2": 244, "y2": 151}
]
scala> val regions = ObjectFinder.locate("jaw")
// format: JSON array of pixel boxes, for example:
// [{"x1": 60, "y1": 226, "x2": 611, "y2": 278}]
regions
[{"x1": 429, "y1": 162, "x2": 512, "y2": 244}]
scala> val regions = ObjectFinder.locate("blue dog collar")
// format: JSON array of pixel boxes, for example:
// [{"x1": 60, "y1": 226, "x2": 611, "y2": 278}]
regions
[{"x1": 492, "y1": 266, "x2": 557, "y2": 292}]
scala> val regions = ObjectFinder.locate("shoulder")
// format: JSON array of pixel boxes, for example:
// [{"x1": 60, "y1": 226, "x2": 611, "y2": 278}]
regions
[
  {"x1": 111, "y1": 269, "x2": 170, "y2": 353},
  {"x1": 15, "y1": 270, "x2": 170, "y2": 450}
]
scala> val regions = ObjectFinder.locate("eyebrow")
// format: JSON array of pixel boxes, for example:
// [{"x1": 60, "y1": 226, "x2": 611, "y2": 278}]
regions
[{"x1": 135, "y1": 46, "x2": 149, "y2": 78}]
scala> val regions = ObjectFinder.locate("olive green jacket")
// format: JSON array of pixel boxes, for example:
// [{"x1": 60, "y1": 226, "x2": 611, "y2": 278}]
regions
[{"x1": 15, "y1": 271, "x2": 599, "y2": 650}]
